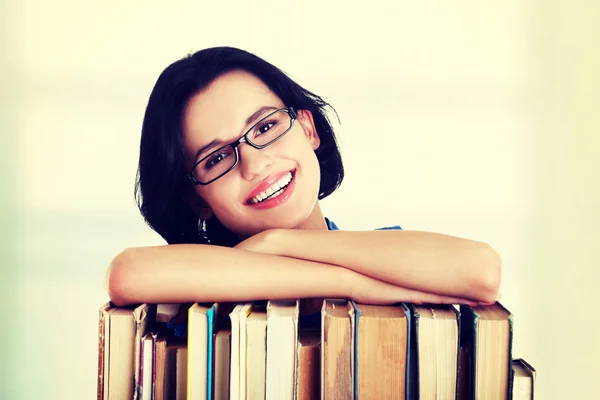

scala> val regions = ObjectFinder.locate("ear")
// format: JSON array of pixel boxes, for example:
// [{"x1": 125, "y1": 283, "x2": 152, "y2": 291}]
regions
[
  {"x1": 183, "y1": 190, "x2": 214, "y2": 221},
  {"x1": 296, "y1": 109, "x2": 321, "y2": 151}
]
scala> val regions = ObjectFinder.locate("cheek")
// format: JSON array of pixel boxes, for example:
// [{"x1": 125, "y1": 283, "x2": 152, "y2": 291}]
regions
[{"x1": 198, "y1": 184, "x2": 236, "y2": 213}]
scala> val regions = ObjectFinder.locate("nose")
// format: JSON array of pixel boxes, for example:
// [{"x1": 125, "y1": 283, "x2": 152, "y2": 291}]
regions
[{"x1": 238, "y1": 143, "x2": 273, "y2": 181}]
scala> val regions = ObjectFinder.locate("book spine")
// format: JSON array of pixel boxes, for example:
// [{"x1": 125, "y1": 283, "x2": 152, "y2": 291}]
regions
[
  {"x1": 206, "y1": 305, "x2": 215, "y2": 400},
  {"x1": 453, "y1": 306, "x2": 461, "y2": 400},
  {"x1": 459, "y1": 305, "x2": 478, "y2": 400},
  {"x1": 405, "y1": 303, "x2": 418, "y2": 400},
  {"x1": 350, "y1": 301, "x2": 360, "y2": 400}
]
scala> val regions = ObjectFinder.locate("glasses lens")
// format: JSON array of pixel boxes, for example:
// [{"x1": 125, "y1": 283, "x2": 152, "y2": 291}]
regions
[
  {"x1": 195, "y1": 145, "x2": 236, "y2": 184},
  {"x1": 248, "y1": 109, "x2": 293, "y2": 146}
]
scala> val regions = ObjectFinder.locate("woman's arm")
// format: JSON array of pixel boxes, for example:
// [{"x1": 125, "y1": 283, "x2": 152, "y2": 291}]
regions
[
  {"x1": 105, "y1": 244, "x2": 482, "y2": 307},
  {"x1": 236, "y1": 229, "x2": 502, "y2": 303}
]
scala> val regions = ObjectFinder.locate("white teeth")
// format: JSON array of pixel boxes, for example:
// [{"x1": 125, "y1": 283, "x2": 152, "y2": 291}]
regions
[{"x1": 249, "y1": 172, "x2": 293, "y2": 204}]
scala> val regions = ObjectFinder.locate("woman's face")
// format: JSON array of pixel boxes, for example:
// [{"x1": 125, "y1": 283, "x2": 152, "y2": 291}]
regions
[{"x1": 182, "y1": 70, "x2": 322, "y2": 238}]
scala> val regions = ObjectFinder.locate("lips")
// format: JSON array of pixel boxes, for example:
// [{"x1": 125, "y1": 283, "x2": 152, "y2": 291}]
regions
[{"x1": 245, "y1": 169, "x2": 295, "y2": 204}]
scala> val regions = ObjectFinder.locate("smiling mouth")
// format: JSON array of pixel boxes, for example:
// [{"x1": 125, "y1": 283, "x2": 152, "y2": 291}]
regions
[{"x1": 246, "y1": 170, "x2": 295, "y2": 205}]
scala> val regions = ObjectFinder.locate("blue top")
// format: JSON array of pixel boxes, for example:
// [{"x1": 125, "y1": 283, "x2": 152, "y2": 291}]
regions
[{"x1": 324, "y1": 217, "x2": 402, "y2": 232}]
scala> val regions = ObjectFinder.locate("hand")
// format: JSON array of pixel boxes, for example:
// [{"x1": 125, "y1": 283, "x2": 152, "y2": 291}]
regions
[{"x1": 347, "y1": 270, "x2": 481, "y2": 306}]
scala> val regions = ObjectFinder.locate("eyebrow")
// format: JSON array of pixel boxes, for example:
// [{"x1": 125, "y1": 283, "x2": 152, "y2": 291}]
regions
[{"x1": 193, "y1": 105, "x2": 278, "y2": 161}]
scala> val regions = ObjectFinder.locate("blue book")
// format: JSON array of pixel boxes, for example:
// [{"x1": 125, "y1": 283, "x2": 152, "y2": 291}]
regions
[
  {"x1": 206, "y1": 305, "x2": 216, "y2": 399},
  {"x1": 187, "y1": 303, "x2": 218, "y2": 400},
  {"x1": 352, "y1": 302, "x2": 411, "y2": 399}
]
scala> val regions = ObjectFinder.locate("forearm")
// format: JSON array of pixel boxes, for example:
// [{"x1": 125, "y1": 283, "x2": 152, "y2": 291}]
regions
[
  {"x1": 269, "y1": 229, "x2": 502, "y2": 303},
  {"x1": 106, "y1": 244, "x2": 349, "y2": 307}
]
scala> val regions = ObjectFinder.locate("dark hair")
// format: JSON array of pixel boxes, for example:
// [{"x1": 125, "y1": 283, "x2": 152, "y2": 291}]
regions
[{"x1": 135, "y1": 46, "x2": 344, "y2": 246}]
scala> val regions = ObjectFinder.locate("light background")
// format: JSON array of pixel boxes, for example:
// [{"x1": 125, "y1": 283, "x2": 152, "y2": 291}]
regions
[{"x1": 1, "y1": 1, "x2": 598, "y2": 399}]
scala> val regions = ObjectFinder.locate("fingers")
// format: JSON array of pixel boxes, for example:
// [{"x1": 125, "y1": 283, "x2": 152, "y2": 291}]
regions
[{"x1": 408, "y1": 290, "x2": 479, "y2": 307}]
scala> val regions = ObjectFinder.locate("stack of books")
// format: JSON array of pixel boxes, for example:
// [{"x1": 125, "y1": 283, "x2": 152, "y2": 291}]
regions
[{"x1": 97, "y1": 300, "x2": 535, "y2": 399}]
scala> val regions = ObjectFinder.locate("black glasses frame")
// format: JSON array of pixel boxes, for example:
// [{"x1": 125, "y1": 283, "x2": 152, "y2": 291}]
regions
[{"x1": 188, "y1": 107, "x2": 298, "y2": 186}]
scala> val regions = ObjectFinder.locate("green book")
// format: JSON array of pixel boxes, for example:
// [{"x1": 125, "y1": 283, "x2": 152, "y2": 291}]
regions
[{"x1": 459, "y1": 302, "x2": 514, "y2": 400}]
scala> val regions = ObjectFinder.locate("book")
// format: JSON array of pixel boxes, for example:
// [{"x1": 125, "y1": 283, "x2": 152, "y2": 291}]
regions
[
  {"x1": 459, "y1": 302, "x2": 513, "y2": 400},
  {"x1": 245, "y1": 305, "x2": 267, "y2": 399},
  {"x1": 133, "y1": 305, "x2": 157, "y2": 400},
  {"x1": 410, "y1": 304, "x2": 460, "y2": 400},
  {"x1": 321, "y1": 299, "x2": 355, "y2": 400},
  {"x1": 237, "y1": 303, "x2": 252, "y2": 399},
  {"x1": 154, "y1": 332, "x2": 168, "y2": 400},
  {"x1": 164, "y1": 339, "x2": 186, "y2": 399},
  {"x1": 97, "y1": 302, "x2": 115, "y2": 400},
  {"x1": 214, "y1": 329, "x2": 232, "y2": 400},
  {"x1": 354, "y1": 302, "x2": 409, "y2": 399},
  {"x1": 187, "y1": 303, "x2": 217, "y2": 400},
  {"x1": 175, "y1": 346, "x2": 188, "y2": 400},
  {"x1": 97, "y1": 303, "x2": 156, "y2": 400},
  {"x1": 265, "y1": 299, "x2": 300, "y2": 400},
  {"x1": 296, "y1": 328, "x2": 320, "y2": 400},
  {"x1": 229, "y1": 303, "x2": 252, "y2": 400},
  {"x1": 97, "y1": 299, "x2": 528, "y2": 400},
  {"x1": 512, "y1": 358, "x2": 535, "y2": 400},
  {"x1": 139, "y1": 331, "x2": 155, "y2": 400}
]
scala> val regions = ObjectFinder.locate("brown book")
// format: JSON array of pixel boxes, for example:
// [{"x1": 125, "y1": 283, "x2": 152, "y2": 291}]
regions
[
  {"x1": 321, "y1": 299, "x2": 354, "y2": 400},
  {"x1": 164, "y1": 338, "x2": 186, "y2": 399},
  {"x1": 154, "y1": 332, "x2": 168, "y2": 400},
  {"x1": 214, "y1": 329, "x2": 232, "y2": 400},
  {"x1": 176, "y1": 347, "x2": 188, "y2": 400},
  {"x1": 512, "y1": 358, "x2": 535, "y2": 400},
  {"x1": 355, "y1": 303, "x2": 409, "y2": 399},
  {"x1": 97, "y1": 302, "x2": 115, "y2": 400},
  {"x1": 296, "y1": 329, "x2": 320, "y2": 400}
]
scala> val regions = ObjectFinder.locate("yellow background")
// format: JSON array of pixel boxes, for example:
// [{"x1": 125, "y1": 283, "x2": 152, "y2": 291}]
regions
[{"x1": 1, "y1": 1, "x2": 598, "y2": 398}]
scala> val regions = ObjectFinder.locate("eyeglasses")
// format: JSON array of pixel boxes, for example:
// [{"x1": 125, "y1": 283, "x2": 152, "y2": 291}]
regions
[{"x1": 188, "y1": 107, "x2": 298, "y2": 185}]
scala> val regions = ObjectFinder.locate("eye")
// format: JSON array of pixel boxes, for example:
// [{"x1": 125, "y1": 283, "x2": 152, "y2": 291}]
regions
[
  {"x1": 205, "y1": 151, "x2": 230, "y2": 169},
  {"x1": 255, "y1": 119, "x2": 278, "y2": 136}
]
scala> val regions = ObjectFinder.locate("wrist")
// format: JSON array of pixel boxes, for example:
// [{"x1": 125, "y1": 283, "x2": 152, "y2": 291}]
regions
[{"x1": 338, "y1": 266, "x2": 356, "y2": 299}]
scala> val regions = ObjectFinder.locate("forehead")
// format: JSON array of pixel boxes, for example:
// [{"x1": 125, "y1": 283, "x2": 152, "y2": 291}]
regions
[{"x1": 182, "y1": 70, "x2": 284, "y2": 158}]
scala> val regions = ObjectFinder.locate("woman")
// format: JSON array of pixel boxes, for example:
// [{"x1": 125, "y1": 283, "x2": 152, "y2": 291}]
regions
[{"x1": 106, "y1": 46, "x2": 501, "y2": 308}]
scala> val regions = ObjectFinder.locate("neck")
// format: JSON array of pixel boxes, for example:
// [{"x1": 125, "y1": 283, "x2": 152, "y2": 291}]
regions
[{"x1": 295, "y1": 201, "x2": 328, "y2": 231}]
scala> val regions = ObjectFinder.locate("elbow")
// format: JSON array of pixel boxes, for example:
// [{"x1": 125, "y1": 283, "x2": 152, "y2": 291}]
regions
[
  {"x1": 473, "y1": 243, "x2": 502, "y2": 303},
  {"x1": 106, "y1": 248, "x2": 137, "y2": 307}
]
